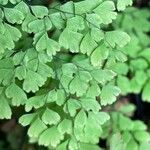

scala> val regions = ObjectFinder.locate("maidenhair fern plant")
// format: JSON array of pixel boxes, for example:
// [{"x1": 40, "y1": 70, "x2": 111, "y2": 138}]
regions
[
  {"x1": 1, "y1": 0, "x2": 149, "y2": 149},
  {"x1": 111, "y1": 7, "x2": 150, "y2": 101}
]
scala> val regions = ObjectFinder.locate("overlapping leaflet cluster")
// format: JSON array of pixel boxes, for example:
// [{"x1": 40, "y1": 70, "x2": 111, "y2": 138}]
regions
[
  {"x1": 98, "y1": 7, "x2": 150, "y2": 150},
  {"x1": 0, "y1": 0, "x2": 131, "y2": 149},
  {"x1": 101, "y1": 103, "x2": 150, "y2": 150},
  {"x1": 111, "y1": 7, "x2": 150, "y2": 101}
]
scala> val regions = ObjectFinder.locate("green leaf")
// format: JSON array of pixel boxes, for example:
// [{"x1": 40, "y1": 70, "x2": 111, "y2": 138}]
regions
[
  {"x1": 14, "y1": 45, "x2": 26, "y2": 59},
  {"x1": 74, "y1": 110, "x2": 87, "y2": 141},
  {"x1": 134, "y1": 131, "x2": 150, "y2": 142},
  {"x1": 47, "y1": 89, "x2": 66, "y2": 106},
  {"x1": 37, "y1": 62, "x2": 54, "y2": 81},
  {"x1": 130, "y1": 78, "x2": 142, "y2": 94},
  {"x1": 74, "y1": 110, "x2": 87, "y2": 129},
  {"x1": 120, "y1": 35, "x2": 140, "y2": 58},
  {"x1": 117, "y1": 75, "x2": 131, "y2": 94},
  {"x1": 110, "y1": 133, "x2": 126, "y2": 150},
  {"x1": 42, "y1": 108, "x2": 60, "y2": 125},
  {"x1": 84, "y1": 126, "x2": 101, "y2": 143},
  {"x1": 79, "y1": 97, "x2": 101, "y2": 113},
  {"x1": 130, "y1": 58, "x2": 148, "y2": 70},
  {"x1": 5, "y1": 23, "x2": 22, "y2": 42},
  {"x1": 117, "y1": 0, "x2": 133, "y2": 11},
  {"x1": 55, "y1": 89, "x2": 66, "y2": 106},
  {"x1": 122, "y1": 131, "x2": 132, "y2": 143},
  {"x1": 91, "y1": 69, "x2": 116, "y2": 85},
  {"x1": 49, "y1": 13, "x2": 65, "y2": 29},
  {"x1": 86, "y1": 13, "x2": 102, "y2": 28},
  {"x1": 69, "y1": 71, "x2": 92, "y2": 97},
  {"x1": 47, "y1": 90, "x2": 57, "y2": 102},
  {"x1": 74, "y1": 0, "x2": 101, "y2": 15},
  {"x1": 0, "y1": 90, "x2": 11, "y2": 119},
  {"x1": 100, "y1": 85, "x2": 121, "y2": 106},
  {"x1": 139, "y1": 142, "x2": 150, "y2": 150},
  {"x1": 28, "y1": 20, "x2": 43, "y2": 33},
  {"x1": 60, "y1": 1, "x2": 74, "y2": 18},
  {"x1": 1, "y1": 23, "x2": 22, "y2": 51},
  {"x1": 34, "y1": 32, "x2": 60, "y2": 55},
  {"x1": 67, "y1": 16, "x2": 85, "y2": 31},
  {"x1": 5, "y1": 83, "x2": 27, "y2": 106},
  {"x1": 56, "y1": 140, "x2": 68, "y2": 150},
  {"x1": 93, "y1": 1, "x2": 117, "y2": 24},
  {"x1": 19, "y1": 113, "x2": 36, "y2": 127},
  {"x1": 81, "y1": 112, "x2": 102, "y2": 142},
  {"x1": 142, "y1": 81, "x2": 150, "y2": 102},
  {"x1": 31, "y1": 6, "x2": 48, "y2": 18},
  {"x1": 112, "y1": 62, "x2": 129, "y2": 75},
  {"x1": 15, "y1": 66, "x2": 26, "y2": 80},
  {"x1": 58, "y1": 119, "x2": 72, "y2": 134},
  {"x1": 0, "y1": 58, "x2": 14, "y2": 86},
  {"x1": 4, "y1": 8, "x2": 25, "y2": 24},
  {"x1": 15, "y1": 1, "x2": 29, "y2": 15},
  {"x1": 86, "y1": 81, "x2": 101, "y2": 98},
  {"x1": 22, "y1": 13, "x2": 36, "y2": 32},
  {"x1": 0, "y1": 0, "x2": 8, "y2": 5},
  {"x1": 23, "y1": 70, "x2": 46, "y2": 93},
  {"x1": 28, "y1": 117, "x2": 47, "y2": 138},
  {"x1": 105, "y1": 31, "x2": 130, "y2": 48},
  {"x1": 119, "y1": 103, "x2": 135, "y2": 114},
  {"x1": 68, "y1": 137, "x2": 79, "y2": 150},
  {"x1": 64, "y1": 98, "x2": 81, "y2": 117},
  {"x1": 80, "y1": 32, "x2": 98, "y2": 55},
  {"x1": 126, "y1": 139, "x2": 138, "y2": 150},
  {"x1": 118, "y1": 114, "x2": 134, "y2": 130},
  {"x1": 135, "y1": 71, "x2": 147, "y2": 86},
  {"x1": 114, "y1": 50, "x2": 127, "y2": 62},
  {"x1": 139, "y1": 48, "x2": 150, "y2": 62},
  {"x1": 25, "y1": 95, "x2": 46, "y2": 112},
  {"x1": 91, "y1": 45, "x2": 109, "y2": 67},
  {"x1": 39, "y1": 126, "x2": 64, "y2": 147},
  {"x1": 59, "y1": 28, "x2": 83, "y2": 53},
  {"x1": 28, "y1": 17, "x2": 52, "y2": 33},
  {"x1": 61, "y1": 63, "x2": 77, "y2": 77},
  {"x1": 91, "y1": 28, "x2": 104, "y2": 42},
  {"x1": 133, "y1": 121, "x2": 147, "y2": 131},
  {"x1": 89, "y1": 111, "x2": 110, "y2": 125}
]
